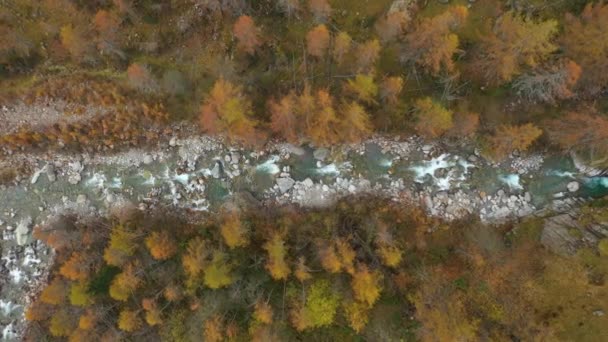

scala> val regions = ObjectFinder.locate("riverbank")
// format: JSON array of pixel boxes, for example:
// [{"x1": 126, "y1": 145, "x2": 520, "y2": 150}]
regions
[{"x1": 1, "y1": 132, "x2": 607, "y2": 339}]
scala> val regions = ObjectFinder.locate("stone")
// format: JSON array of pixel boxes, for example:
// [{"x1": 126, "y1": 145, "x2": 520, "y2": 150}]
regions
[
  {"x1": 524, "y1": 192, "x2": 531, "y2": 202},
  {"x1": 422, "y1": 144, "x2": 433, "y2": 153},
  {"x1": 76, "y1": 194, "x2": 87, "y2": 204},
  {"x1": 106, "y1": 193, "x2": 115, "y2": 203},
  {"x1": 593, "y1": 310, "x2": 605, "y2": 317},
  {"x1": 348, "y1": 184, "x2": 357, "y2": 193},
  {"x1": 302, "y1": 178, "x2": 314, "y2": 188},
  {"x1": 169, "y1": 137, "x2": 178, "y2": 147},
  {"x1": 567, "y1": 181, "x2": 580, "y2": 192},
  {"x1": 276, "y1": 177, "x2": 295, "y2": 193},
  {"x1": 15, "y1": 217, "x2": 32, "y2": 246},
  {"x1": 211, "y1": 162, "x2": 222, "y2": 179},
  {"x1": 45, "y1": 164, "x2": 56, "y2": 182},
  {"x1": 224, "y1": 155, "x2": 231, "y2": 163},
  {"x1": 143, "y1": 155, "x2": 154, "y2": 165},
  {"x1": 467, "y1": 155, "x2": 478, "y2": 163},
  {"x1": 497, "y1": 189, "x2": 505, "y2": 197},
  {"x1": 230, "y1": 152, "x2": 241, "y2": 164},
  {"x1": 322, "y1": 184, "x2": 329, "y2": 192},
  {"x1": 313, "y1": 148, "x2": 329, "y2": 161}
]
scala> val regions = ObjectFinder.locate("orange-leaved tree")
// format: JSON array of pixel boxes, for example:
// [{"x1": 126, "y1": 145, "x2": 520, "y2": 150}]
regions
[
  {"x1": 306, "y1": 24, "x2": 330, "y2": 58},
  {"x1": 233, "y1": 15, "x2": 262, "y2": 55},
  {"x1": 403, "y1": 6, "x2": 468, "y2": 76},
  {"x1": 199, "y1": 78, "x2": 262, "y2": 145}
]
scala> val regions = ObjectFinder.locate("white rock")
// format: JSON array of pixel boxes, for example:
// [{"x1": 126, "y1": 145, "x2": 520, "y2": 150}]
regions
[
  {"x1": 567, "y1": 181, "x2": 580, "y2": 192},
  {"x1": 313, "y1": 148, "x2": 329, "y2": 161},
  {"x1": 143, "y1": 155, "x2": 154, "y2": 165},
  {"x1": 76, "y1": 194, "x2": 87, "y2": 204},
  {"x1": 276, "y1": 178, "x2": 296, "y2": 193},
  {"x1": 169, "y1": 137, "x2": 178, "y2": 147},
  {"x1": 302, "y1": 178, "x2": 314, "y2": 187}
]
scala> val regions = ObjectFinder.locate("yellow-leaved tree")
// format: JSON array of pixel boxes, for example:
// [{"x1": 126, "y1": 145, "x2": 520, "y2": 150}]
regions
[{"x1": 263, "y1": 233, "x2": 290, "y2": 280}]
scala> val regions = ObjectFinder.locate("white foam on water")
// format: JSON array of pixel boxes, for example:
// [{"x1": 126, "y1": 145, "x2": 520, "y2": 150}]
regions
[
  {"x1": 499, "y1": 174, "x2": 523, "y2": 190},
  {"x1": 410, "y1": 154, "x2": 451, "y2": 179},
  {"x1": 548, "y1": 170, "x2": 576, "y2": 178},
  {"x1": 109, "y1": 177, "x2": 123, "y2": 188},
  {"x1": 0, "y1": 300, "x2": 19, "y2": 317},
  {"x1": 256, "y1": 155, "x2": 281, "y2": 175},
  {"x1": 2, "y1": 322, "x2": 16, "y2": 340},
  {"x1": 85, "y1": 173, "x2": 107, "y2": 188},
  {"x1": 316, "y1": 163, "x2": 340, "y2": 176},
  {"x1": 173, "y1": 173, "x2": 190, "y2": 185},
  {"x1": 379, "y1": 158, "x2": 393, "y2": 168},
  {"x1": 8, "y1": 268, "x2": 22, "y2": 284}
]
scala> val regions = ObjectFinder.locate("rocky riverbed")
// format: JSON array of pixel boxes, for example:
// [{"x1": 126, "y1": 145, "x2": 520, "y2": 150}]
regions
[{"x1": 1, "y1": 134, "x2": 607, "y2": 340}]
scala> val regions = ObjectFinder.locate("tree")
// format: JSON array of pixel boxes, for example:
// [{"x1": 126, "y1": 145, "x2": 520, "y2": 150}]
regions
[
  {"x1": 380, "y1": 76, "x2": 404, "y2": 105},
  {"x1": 319, "y1": 242, "x2": 342, "y2": 273},
  {"x1": 263, "y1": 233, "x2": 290, "y2": 280},
  {"x1": 182, "y1": 237, "x2": 209, "y2": 278},
  {"x1": 307, "y1": 89, "x2": 340, "y2": 146},
  {"x1": 309, "y1": 0, "x2": 331, "y2": 22},
  {"x1": 145, "y1": 230, "x2": 178, "y2": 260},
  {"x1": 118, "y1": 309, "x2": 142, "y2": 332},
  {"x1": 93, "y1": 9, "x2": 123, "y2": 58},
  {"x1": 50, "y1": 309, "x2": 77, "y2": 337},
  {"x1": 199, "y1": 78, "x2": 261, "y2": 145},
  {"x1": 306, "y1": 24, "x2": 330, "y2": 58},
  {"x1": 127, "y1": 63, "x2": 159, "y2": 93},
  {"x1": 109, "y1": 263, "x2": 141, "y2": 301},
  {"x1": 142, "y1": 298, "x2": 163, "y2": 326},
  {"x1": 344, "y1": 74, "x2": 378, "y2": 104},
  {"x1": 513, "y1": 60, "x2": 582, "y2": 104},
  {"x1": 355, "y1": 39, "x2": 381, "y2": 72},
  {"x1": 339, "y1": 101, "x2": 372, "y2": 143},
  {"x1": 561, "y1": 3, "x2": 608, "y2": 95},
  {"x1": 332, "y1": 31, "x2": 352, "y2": 65},
  {"x1": 220, "y1": 211, "x2": 249, "y2": 249},
  {"x1": 60, "y1": 25, "x2": 94, "y2": 64},
  {"x1": 295, "y1": 257, "x2": 312, "y2": 282},
  {"x1": 477, "y1": 12, "x2": 558, "y2": 85},
  {"x1": 164, "y1": 284, "x2": 183, "y2": 302},
  {"x1": 413, "y1": 97, "x2": 454, "y2": 139},
  {"x1": 377, "y1": 245, "x2": 402, "y2": 268},
  {"x1": 403, "y1": 6, "x2": 468, "y2": 76},
  {"x1": 485, "y1": 124, "x2": 543, "y2": 161},
  {"x1": 343, "y1": 301, "x2": 370, "y2": 332},
  {"x1": 41, "y1": 278, "x2": 67, "y2": 305},
  {"x1": 447, "y1": 111, "x2": 479, "y2": 138},
  {"x1": 290, "y1": 279, "x2": 340, "y2": 331},
  {"x1": 70, "y1": 282, "x2": 92, "y2": 306},
  {"x1": 204, "y1": 251, "x2": 234, "y2": 289},
  {"x1": 269, "y1": 92, "x2": 299, "y2": 142},
  {"x1": 375, "y1": 11, "x2": 409, "y2": 42},
  {"x1": 233, "y1": 15, "x2": 261, "y2": 55},
  {"x1": 103, "y1": 224, "x2": 138, "y2": 267},
  {"x1": 254, "y1": 300, "x2": 274, "y2": 324},
  {"x1": 546, "y1": 111, "x2": 608, "y2": 157},
  {"x1": 78, "y1": 310, "x2": 97, "y2": 331},
  {"x1": 351, "y1": 264, "x2": 383, "y2": 307},
  {"x1": 204, "y1": 315, "x2": 224, "y2": 342},
  {"x1": 60, "y1": 252, "x2": 92, "y2": 281}
]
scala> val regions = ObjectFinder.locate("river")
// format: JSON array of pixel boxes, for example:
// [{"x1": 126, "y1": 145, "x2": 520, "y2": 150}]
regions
[{"x1": 0, "y1": 135, "x2": 607, "y2": 340}]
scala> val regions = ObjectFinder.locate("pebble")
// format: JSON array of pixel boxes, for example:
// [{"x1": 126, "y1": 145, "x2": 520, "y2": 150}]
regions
[{"x1": 143, "y1": 155, "x2": 154, "y2": 165}]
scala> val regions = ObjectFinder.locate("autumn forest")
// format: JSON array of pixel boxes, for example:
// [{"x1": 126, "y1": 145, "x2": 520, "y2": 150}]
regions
[{"x1": 1, "y1": 0, "x2": 608, "y2": 341}]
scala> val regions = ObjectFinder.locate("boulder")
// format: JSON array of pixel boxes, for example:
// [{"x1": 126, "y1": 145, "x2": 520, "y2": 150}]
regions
[
  {"x1": 276, "y1": 177, "x2": 295, "y2": 193},
  {"x1": 567, "y1": 181, "x2": 580, "y2": 192},
  {"x1": 313, "y1": 148, "x2": 329, "y2": 161}
]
